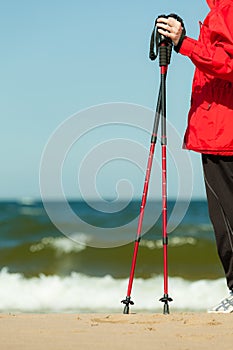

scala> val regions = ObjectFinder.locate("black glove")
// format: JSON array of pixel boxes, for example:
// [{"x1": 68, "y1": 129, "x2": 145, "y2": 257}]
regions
[{"x1": 168, "y1": 13, "x2": 186, "y2": 53}]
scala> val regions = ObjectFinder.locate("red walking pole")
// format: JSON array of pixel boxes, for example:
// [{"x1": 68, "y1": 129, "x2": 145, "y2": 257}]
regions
[
  {"x1": 121, "y1": 16, "x2": 173, "y2": 314},
  {"x1": 159, "y1": 61, "x2": 173, "y2": 315},
  {"x1": 121, "y1": 89, "x2": 161, "y2": 314}
]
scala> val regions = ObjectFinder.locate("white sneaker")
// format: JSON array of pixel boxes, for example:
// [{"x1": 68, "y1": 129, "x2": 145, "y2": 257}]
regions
[{"x1": 208, "y1": 291, "x2": 233, "y2": 313}]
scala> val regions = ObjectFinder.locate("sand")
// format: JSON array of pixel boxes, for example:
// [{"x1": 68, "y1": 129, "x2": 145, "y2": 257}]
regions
[{"x1": 0, "y1": 312, "x2": 232, "y2": 350}]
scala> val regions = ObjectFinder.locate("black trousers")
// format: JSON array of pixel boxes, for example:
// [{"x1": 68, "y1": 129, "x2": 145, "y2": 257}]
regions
[{"x1": 202, "y1": 154, "x2": 233, "y2": 291}]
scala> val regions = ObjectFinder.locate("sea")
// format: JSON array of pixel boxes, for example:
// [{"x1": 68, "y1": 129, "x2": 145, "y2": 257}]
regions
[{"x1": 0, "y1": 199, "x2": 228, "y2": 314}]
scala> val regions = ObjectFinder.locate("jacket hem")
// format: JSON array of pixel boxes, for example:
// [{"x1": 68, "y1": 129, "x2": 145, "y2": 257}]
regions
[{"x1": 183, "y1": 146, "x2": 233, "y2": 156}]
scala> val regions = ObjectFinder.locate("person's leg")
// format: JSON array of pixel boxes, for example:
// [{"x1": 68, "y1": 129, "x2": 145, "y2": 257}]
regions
[{"x1": 202, "y1": 154, "x2": 233, "y2": 291}]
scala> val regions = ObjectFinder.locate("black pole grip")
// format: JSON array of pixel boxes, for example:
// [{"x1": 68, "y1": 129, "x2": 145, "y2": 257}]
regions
[{"x1": 159, "y1": 45, "x2": 168, "y2": 67}]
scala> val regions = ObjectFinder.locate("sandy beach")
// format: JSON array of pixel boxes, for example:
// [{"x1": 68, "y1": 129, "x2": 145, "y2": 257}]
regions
[{"x1": 0, "y1": 312, "x2": 232, "y2": 350}]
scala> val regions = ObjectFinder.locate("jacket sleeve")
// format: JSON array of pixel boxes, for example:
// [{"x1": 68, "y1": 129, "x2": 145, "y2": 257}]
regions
[{"x1": 179, "y1": 6, "x2": 233, "y2": 82}]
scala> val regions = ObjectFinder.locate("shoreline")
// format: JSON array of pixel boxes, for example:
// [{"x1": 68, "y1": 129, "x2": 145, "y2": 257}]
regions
[{"x1": 0, "y1": 312, "x2": 232, "y2": 349}]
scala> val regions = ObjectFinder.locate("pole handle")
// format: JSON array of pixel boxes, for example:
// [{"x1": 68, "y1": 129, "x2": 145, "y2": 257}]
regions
[{"x1": 149, "y1": 15, "x2": 173, "y2": 63}]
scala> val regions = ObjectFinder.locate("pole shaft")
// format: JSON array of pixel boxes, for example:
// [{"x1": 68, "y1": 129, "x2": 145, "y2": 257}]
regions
[
  {"x1": 161, "y1": 68, "x2": 169, "y2": 297},
  {"x1": 162, "y1": 144, "x2": 168, "y2": 295},
  {"x1": 126, "y1": 142, "x2": 155, "y2": 296}
]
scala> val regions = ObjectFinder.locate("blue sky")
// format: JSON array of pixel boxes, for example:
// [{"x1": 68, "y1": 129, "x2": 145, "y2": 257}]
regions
[{"x1": 0, "y1": 0, "x2": 210, "y2": 200}]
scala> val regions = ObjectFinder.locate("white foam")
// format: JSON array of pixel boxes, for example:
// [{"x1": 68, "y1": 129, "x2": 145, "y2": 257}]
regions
[
  {"x1": 140, "y1": 237, "x2": 197, "y2": 249},
  {"x1": 18, "y1": 197, "x2": 36, "y2": 206},
  {"x1": 29, "y1": 235, "x2": 198, "y2": 254},
  {"x1": 0, "y1": 268, "x2": 228, "y2": 313},
  {"x1": 30, "y1": 236, "x2": 87, "y2": 254}
]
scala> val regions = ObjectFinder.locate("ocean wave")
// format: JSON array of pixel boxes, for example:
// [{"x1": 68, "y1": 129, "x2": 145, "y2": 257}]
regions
[
  {"x1": 29, "y1": 236, "x2": 198, "y2": 255},
  {"x1": 29, "y1": 235, "x2": 88, "y2": 254},
  {"x1": 140, "y1": 237, "x2": 197, "y2": 249},
  {"x1": 0, "y1": 268, "x2": 228, "y2": 313}
]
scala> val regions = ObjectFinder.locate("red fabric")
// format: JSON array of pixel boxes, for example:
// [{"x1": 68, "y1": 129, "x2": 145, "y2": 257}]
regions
[
  {"x1": 206, "y1": 0, "x2": 218, "y2": 9},
  {"x1": 180, "y1": 0, "x2": 233, "y2": 155}
]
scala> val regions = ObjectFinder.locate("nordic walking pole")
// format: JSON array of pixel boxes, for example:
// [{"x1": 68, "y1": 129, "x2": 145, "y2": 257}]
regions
[
  {"x1": 121, "y1": 86, "x2": 162, "y2": 314},
  {"x1": 158, "y1": 38, "x2": 173, "y2": 315},
  {"x1": 121, "y1": 16, "x2": 173, "y2": 314}
]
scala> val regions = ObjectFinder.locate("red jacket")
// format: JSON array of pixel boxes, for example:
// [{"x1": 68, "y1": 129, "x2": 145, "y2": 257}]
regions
[{"x1": 180, "y1": 0, "x2": 233, "y2": 155}]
